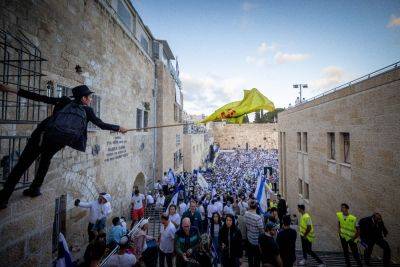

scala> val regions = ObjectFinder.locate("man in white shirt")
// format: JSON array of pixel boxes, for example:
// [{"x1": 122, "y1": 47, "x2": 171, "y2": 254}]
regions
[
  {"x1": 156, "y1": 191, "x2": 166, "y2": 209},
  {"x1": 131, "y1": 188, "x2": 145, "y2": 226},
  {"x1": 74, "y1": 193, "x2": 112, "y2": 242},
  {"x1": 215, "y1": 196, "x2": 223, "y2": 216},
  {"x1": 158, "y1": 213, "x2": 176, "y2": 267},
  {"x1": 207, "y1": 199, "x2": 218, "y2": 221},
  {"x1": 146, "y1": 192, "x2": 155, "y2": 207},
  {"x1": 154, "y1": 180, "x2": 163, "y2": 191}
]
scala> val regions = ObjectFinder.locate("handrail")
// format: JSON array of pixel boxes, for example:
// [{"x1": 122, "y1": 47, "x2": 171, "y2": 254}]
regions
[
  {"x1": 99, "y1": 217, "x2": 149, "y2": 267},
  {"x1": 292, "y1": 61, "x2": 400, "y2": 108}
]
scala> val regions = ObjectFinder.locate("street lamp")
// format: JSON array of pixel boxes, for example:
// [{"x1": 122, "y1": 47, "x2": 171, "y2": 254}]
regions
[{"x1": 293, "y1": 84, "x2": 308, "y2": 103}]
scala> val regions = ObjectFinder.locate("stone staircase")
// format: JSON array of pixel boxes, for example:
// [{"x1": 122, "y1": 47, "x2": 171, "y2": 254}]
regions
[
  {"x1": 240, "y1": 250, "x2": 398, "y2": 266},
  {"x1": 144, "y1": 206, "x2": 163, "y2": 238}
]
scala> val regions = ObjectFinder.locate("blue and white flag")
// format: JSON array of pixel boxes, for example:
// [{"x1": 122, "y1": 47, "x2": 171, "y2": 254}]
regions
[
  {"x1": 56, "y1": 233, "x2": 74, "y2": 267},
  {"x1": 165, "y1": 191, "x2": 179, "y2": 213},
  {"x1": 168, "y1": 168, "x2": 176, "y2": 185},
  {"x1": 255, "y1": 173, "x2": 268, "y2": 214}
]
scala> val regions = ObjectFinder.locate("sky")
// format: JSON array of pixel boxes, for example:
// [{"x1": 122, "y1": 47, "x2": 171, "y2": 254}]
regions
[{"x1": 133, "y1": 0, "x2": 400, "y2": 115}]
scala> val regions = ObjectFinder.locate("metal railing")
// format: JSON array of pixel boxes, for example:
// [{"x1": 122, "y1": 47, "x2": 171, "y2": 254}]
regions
[
  {"x1": 0, "y1": 29, "x2": 49, "y2": 124},
  {"x1": 0, "y1": 135, "x2": 33, "y2": 189},
  {"x1": 99, "y1": 217, "x2": 149, "y2": 267},
  {"x1": 293, "y1": 61, "x2": 400, "y2": 108}
]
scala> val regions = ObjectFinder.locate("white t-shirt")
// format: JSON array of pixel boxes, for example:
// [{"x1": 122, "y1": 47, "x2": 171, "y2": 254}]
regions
[
  {"x1": 156, "y1": 196, "x2": 165, "y2": 207},
  {"x1": 215, "y1": 201, "x2": 223, "y2": 215},
  {"x1": 146, "y1": 195, "x2": 154, "y2": 205},
  {"x1": 169, "y1": 213, "x2": 181, "y2": 227},
  {"x1": 78, "y1": 201, "x2": 112, "y2": 224},
  {"x1": 104, "y1": 253, "x2": 136, "y2": 267},
  {"x1": 207, "y1": 203, "x2": 218, "y2": 218},
  {"x1": 131, "y1": 194, "x2": 145, "y2": 210},
  {"x1": 224, "y1": 205, "x2": 234, "y2": 216},
  {"x1": 159, "y1": 222, "x2": 176, "y2": 253},
  {"x1": 198, "y1": 205, "x2": 206, "y2": 220}
]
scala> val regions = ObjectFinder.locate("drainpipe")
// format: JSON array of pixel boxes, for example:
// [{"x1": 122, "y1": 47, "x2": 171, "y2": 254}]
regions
[{"x1": 152, "y1": 61, "x2": 158, "y2": 189}]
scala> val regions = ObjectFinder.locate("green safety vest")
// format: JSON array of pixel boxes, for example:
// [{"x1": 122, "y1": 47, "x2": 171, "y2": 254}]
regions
[
  {"x1": 299, "y1": 212, "x2": 315, "y2": 243},
  {"x1": 336, "y1": 212, "x2": 357, "y2": 242}
]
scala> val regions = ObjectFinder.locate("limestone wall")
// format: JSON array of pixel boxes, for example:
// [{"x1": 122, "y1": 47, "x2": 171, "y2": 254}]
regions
[
  {"x1": 0, "y1": 0, "x2": 155, "y2": 265},
  {"x1": 183, "y1": 133, "x2": 213, "y2": 172},
  {"x1": 210, "y1": 122, "x2": 278, "y2": 150},
  {"x1": 278, "y1": 67, "x2": 400, "y2": 260},
  {"x1": 156, "y1": 62, "x2": 183, "y2": 179}
]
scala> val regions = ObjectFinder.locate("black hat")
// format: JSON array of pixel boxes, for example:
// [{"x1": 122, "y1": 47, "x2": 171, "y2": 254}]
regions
[{"x1": 72, "y1": 85, "x2": 94, "y2": 98}]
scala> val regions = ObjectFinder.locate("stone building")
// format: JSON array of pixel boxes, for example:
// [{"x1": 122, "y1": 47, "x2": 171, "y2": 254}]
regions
[
  {"x1": 154, "y1": 46, "x2": 184, "y2": 179},
  {"x1": 278, "y1": 63, "x2": 400, "y2": 260},
  {"x1": 182, "y1": 122, "x2": 213, "y2": 172},
  {"x1": 0, "y1": 0, "x2": 181, "y2": 265},
  {"x1": 211, "y1": 122, "x2": 278, "y2": 150}
]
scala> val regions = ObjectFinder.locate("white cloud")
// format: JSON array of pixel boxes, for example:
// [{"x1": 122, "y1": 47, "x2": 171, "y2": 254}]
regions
[
  {"x1": 181, "y1": 72, "x2": 247, "y2": 115},
  {"x1": 245, "y1": 56, "x2": 267, "y2": 67},
  {"x1": 257, "y1": 42, "x2": 276, "y2": 54},
  {"x1": 274, "y1": 52, "x2": 310, "y2": 64},
  {"x1": 387, "y1": 15, "x2": 400, "y2": 28},
  {"x1": 242, "y1": 1, "x2": 257, "y2": 12},
  {"x1": 310, "y1": 66, "x2": 344, "y2": 92}
]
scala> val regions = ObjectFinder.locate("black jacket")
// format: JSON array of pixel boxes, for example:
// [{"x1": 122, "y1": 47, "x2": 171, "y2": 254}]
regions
[
  {"x1": 359, "y1": 216, "x2": 388, "y2": 242},
  {"x1": 18, "y1": 89, "x2": 120, "y2": 151},
  {"x1": 218, "y1": 225, "x2": 243, "y2": 259}
]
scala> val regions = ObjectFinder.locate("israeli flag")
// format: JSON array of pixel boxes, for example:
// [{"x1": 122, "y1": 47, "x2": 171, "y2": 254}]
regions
[
  {"x1": 56, "y1": 233, "x2": 74, "y2": 267},
  {"x1": 168, "y1": 168, "x2": 176, "y2": 185},
  {"x1": 165, "y1": 191, "x2": 179, "y2": 213},
  {"x1": 255, "y1": 173, "x2": 268, "y2": 214}
]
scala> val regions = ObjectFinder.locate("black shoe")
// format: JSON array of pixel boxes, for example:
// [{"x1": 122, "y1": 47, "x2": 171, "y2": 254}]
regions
[
  {"x1": 23, "y1": 187, "x2": 42, "y2": 197},
  {"x1": 0, "y1": 200, "x2": 7, "y2": 210}
]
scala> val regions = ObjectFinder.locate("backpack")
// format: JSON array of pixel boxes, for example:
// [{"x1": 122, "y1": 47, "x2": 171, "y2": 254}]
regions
[{"x1": 45, "y1": 101, "x2": 87, "y2": 145}]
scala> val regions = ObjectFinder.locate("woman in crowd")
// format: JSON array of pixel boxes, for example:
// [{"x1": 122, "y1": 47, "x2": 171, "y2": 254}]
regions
[
  {"x1": 219, "y1": 214, "x2": 243, "y2": 267},
  {"x1": 133, "y1": 219, "x2": 158, "y2": 266},
  {"x1": 209, "y1": 212, "x2": 222, "y2": 267},
  {"x1": 168, "y1": 204, "x2": 181, "y2": 228}
]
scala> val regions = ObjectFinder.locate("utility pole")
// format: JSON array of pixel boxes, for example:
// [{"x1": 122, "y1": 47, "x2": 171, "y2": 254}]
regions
[{"x1": 293, "y1": 84, "x2": 308, "y2": 103}]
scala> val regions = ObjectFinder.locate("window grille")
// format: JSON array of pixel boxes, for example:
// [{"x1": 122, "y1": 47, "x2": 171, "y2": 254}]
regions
[
  {"x1": 136, "y1": 108, "x2": 143, "y2": 130},
  {"x1": 0, "y1": 29, "x2": 48, "y2": 124},
  {"x1": 328, "y1": 132, "x2": 335, "y2": 160},
  {"x1": 342, "y1": 133, "x2": 350, "y2": 164},
  {"x1": 117, "y1": 0, "x2": 133, "y2": 32},
  {"x1": 0, "y1": 136, "x2": 33, "y2": 189}
]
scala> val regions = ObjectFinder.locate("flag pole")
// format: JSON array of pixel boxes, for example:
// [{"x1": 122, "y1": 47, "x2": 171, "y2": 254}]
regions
[{"x1": 126, "y1": 122, "x2": 193, "y2": 132}]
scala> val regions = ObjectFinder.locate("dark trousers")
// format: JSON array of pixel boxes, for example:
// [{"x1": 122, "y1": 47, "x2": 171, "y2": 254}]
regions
[
  {"x1": 301, "y1": 236, "x2": 323, "y2": 264},
  {"x1": 159, "y1": 250, "x2": 173, "y2": 267},
  {"x1": 247, "y1": 242, "x2": 260, "y2": 267},
  {"x1": 364, "y1": 239, "x2": 391, "y2": 267},
  {"x1": 340, "y1": 237, "x2": 362, "y2": 266},
  {"x1": 87, "y1": 223, "x2": 95, "y2": 242},
  {"x1": 0, "y1": 130, "x2": 64, "y2": 202},
  {"x1": 221, "y1": 256, "x2": 240, "y2": 267}
]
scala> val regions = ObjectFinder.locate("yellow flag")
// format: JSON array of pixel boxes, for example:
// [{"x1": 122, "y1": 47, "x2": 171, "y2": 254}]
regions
[{"x1": 201, "y1": 88, "x2": 274, "y2": 123}]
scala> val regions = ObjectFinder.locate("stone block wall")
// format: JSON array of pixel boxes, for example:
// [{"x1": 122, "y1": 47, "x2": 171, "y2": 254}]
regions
[
  {"x1": 210, "y1": 122, "x2": 278, "y2": 150},
  {"x1": 278, "y1": 67, "x2": 400, "y2": 260},
  {"x1": 0, "y1": 0, "x2": 156, "y2": 265},
  {"x1": 156, "y1": 62, "x2": 183, "y2": 179},
  {"x1": 183, "y1": 133, "x2": 213, "y2": 172}
]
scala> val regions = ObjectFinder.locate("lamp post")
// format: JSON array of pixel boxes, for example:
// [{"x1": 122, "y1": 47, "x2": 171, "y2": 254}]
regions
[{"x1": 293, "y1": 84, "x2": 308, "y2": 103}]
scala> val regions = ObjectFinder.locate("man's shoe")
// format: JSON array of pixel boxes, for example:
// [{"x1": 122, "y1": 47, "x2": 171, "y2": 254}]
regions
[
  {"x1": 0, "y1": 200, "x2": 8, "y2": 210},
  {"x1": 317, "y1": 264, "x2": 326, "y2": 267},
  {"x1": 23, "y1": 187, "x2": 42, "y2": 197},
  {"x1": 298, "y1": 259, "x2": 307, "y2": 265}
]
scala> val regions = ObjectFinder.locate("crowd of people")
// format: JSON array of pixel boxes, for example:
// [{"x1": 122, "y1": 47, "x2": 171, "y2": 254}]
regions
[{"x1": 70, "y1": 148, "x2": 391, "y2": 267}]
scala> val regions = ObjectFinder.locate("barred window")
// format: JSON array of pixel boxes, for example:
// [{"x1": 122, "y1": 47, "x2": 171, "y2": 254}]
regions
[
  {"x1": 143, "y1": 110, "x2": 149, "y2": 131},
  {"x1": 88, "y1": 95, "x2": 101, "y2": 131},
  {"x1": 136, "y1": 108, "x2": 143, "y2": 130},
  {"x1": 327, "y1": 132, "x2": 335, "y2": 160},
  {"x1": 342, "y1": 132, "x2": 350, "y2": 164}
]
